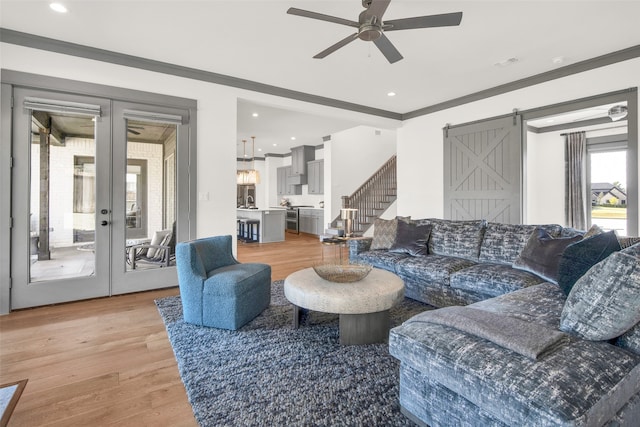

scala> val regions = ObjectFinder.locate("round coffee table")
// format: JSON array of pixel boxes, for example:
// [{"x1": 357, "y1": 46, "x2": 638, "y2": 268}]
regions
[{"x1": 284, "y1": 267, "x2": 404, "y2": 345}]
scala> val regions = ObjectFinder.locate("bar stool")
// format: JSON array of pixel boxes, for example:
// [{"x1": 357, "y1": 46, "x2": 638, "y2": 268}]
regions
[
  {"x1": 245, "y1": 219, "x2": 260, "y2": 243},
  {"x1": 237, "y1": 218, "x2": 248, "y2": 241}
]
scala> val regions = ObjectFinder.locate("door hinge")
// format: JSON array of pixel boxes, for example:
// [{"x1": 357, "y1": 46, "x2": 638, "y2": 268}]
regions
[
  {"x1": 9, "y1": 156, "x2": 13, "y2": 168},
  {"x1": 8, "y1": 217, "x2": 13, "y2": 228},
  {"x1": 512, "y1": 108, "x2": 519, "y2": 126},
  {"x1": 10, "y1": 96, "x2": 14, "y2": 109}
]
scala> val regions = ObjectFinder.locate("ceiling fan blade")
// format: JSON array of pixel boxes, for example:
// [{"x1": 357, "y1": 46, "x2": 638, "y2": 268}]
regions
[
  {"x1": 364, "y1": 0, "x2": 391, "y2": 21},
  {"x1": 127, "y1": 128, "x2": 141, "y2": 135},
  {"x1": 373, "y1": 33, "x2": 403, "y2": 64},
  {"x1": 385, "y1": 12, "x2": 463, "y2": 31},
  {"x1": 287, "y1": 7, "x2": 359, "y2": 28},
  {"x1": 314, "y1": 33, "x2": 359, "y2": 59}
]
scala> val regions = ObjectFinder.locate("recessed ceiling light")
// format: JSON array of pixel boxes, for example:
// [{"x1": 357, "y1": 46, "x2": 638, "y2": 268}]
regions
[
  {"x1": 258, "y1": 148, "x2": 262, "y2": 152},
  {"x1": 387, "y1": 92, "x2": 396, "y2": 97},
  {"x1": 273, "y1": 143, "x2": 277, "y2": 147},
  {"x1": 552, "y1": 56, "x2": 565, "y2": 66},
  {"x1": 252, "y1": 113, "x2": 259, "y2": 117},
  {"x1": 50, "y1": 3, "x2": 68, "y2": 13},
  {"x1": 291, "y1": 137, "x2": 296, "y2": 140}
]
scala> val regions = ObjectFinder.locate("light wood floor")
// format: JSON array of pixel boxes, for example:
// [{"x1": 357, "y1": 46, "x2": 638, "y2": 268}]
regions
[{"x1": 0, "y1": 233, "x2": 328, "y2": 426}]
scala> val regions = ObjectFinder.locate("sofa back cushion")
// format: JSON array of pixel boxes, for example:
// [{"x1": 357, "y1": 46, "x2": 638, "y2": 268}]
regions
[
  {"x1": 479, "y1": 222, "x2": 563, "y2": 265},
  {"x1": 428, "y1": 219, "x2": 486, "y2": 261},
  {"x1": 560, "y1": 248, "x2": 640, "y2": 341}
]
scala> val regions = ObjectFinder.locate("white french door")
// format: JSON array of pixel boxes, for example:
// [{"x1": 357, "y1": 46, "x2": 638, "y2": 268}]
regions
[
  {"x1": 10, "y1": 89, "x2": 188, "y2": 309},
  {"x1": 11, "y1": 88, "x2": 112, "y2": 309}
]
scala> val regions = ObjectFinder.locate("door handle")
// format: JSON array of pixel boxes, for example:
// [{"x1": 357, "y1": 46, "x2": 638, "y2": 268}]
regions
[{"x1": 101, "y1": 220, "x2": 109, "y2": 226}]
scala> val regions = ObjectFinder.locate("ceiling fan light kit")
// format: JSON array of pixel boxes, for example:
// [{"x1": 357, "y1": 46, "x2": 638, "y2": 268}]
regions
[
  {"x1": 608, "y1": 105, "x2": 628, "y2": 121},
  {"x1": 287, "y1": 0, "x2": 462, "y2": 64}
]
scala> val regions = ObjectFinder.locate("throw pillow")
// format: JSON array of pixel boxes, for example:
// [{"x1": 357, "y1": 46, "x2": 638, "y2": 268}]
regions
[
  {"x1": 512, "y1": 228, "x2": 581, "y2": 284},
  {"x1": 370, "y1": 216, "x2": 410, "y2": 250},
  {"x1": 560, "y1": 251, "x2": 640, "y2": 341},
  {"x1": 556, "y1": 231, "x2": 621, "y2": 295},
  {"x1": 583, "y1": 223, "x2": 605, "y2": 239},
  {"x1": 619, "y1": 236, "x2": 640, "y2": 250},
  {"x1": 146, "y1": 229, "x2": 171, "y2": 258},
  {"x1": 389, "y1": 221, "x2": 432, "y2": 256}
]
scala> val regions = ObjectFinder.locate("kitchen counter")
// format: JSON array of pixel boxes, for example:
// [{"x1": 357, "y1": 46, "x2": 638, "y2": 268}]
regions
[
  {"x1": 237, "y1": 209, "x2": 285, "y2": 243},
  {"x1": 237, "y1": 207, "x2": 286, "y2": 212}
]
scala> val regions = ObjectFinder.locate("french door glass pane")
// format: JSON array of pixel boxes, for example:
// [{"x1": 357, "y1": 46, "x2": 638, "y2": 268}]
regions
[
  {"x1": 590, "y1": 150, "x2": 627, "y2": 235},
  {"x1": 125, "y1": 119, "x2": 177, "y2": 271},
  {"x1": 29, "y1": 111, "x2": 97, "y2": 282}
]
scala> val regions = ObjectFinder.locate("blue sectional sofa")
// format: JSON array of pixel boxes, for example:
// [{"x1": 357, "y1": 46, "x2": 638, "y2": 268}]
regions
[{"x1": 349, "y1": 218, "x2": 640, "y2": 426}]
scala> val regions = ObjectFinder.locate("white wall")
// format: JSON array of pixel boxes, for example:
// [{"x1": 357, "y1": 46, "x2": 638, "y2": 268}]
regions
[
  {"x1": 526, "y1": 123, "x2": 629, "y2": 225},
  {"x1": 327, "y1": 126, "x2": 397, "y2": 227},
  {"x1": 1, "y1": 43, "x2": 399, "y2": 246},
  {"x1": 398, "y1": 57, "x2": 640, "y2": 229}
]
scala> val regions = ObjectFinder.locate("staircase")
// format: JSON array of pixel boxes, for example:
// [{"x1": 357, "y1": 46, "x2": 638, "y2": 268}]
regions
[{"x1": 331, "y1": 155, "x2": 397, "y2": 236}]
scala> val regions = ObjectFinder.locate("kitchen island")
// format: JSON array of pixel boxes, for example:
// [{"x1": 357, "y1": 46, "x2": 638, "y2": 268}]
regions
[{"x1": 237, "y1": 208, "x2": 286, "y2": 243}]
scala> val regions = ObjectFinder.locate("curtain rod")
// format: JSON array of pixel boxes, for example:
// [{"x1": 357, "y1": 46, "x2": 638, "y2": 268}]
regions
[{"x1": 560, "y1": 123, "x2": 628, "y2": 136}]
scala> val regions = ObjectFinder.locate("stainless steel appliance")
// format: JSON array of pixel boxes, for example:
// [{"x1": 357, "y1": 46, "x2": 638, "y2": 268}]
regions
[
  {"x1": 237, "y1": 184, "x2": 256, "y2": 208},
  {"x1": 285, "y1": 205, "x2": 313, "y2": 234}
]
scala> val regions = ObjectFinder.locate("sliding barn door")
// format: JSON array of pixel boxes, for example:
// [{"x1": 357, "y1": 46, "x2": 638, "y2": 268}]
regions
[{"x1": 443, "y1": 115, "x2": 523, "y2": 224}]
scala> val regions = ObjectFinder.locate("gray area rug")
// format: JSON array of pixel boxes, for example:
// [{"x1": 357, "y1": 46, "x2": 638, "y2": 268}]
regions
[{"x1": 156, "y1": 280, "x2": 430, "y2": 426}]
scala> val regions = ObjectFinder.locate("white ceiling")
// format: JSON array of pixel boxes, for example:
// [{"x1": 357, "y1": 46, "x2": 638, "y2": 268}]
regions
[{"x1": 2, "y1": 0, "x2": 640, "y2": 157}]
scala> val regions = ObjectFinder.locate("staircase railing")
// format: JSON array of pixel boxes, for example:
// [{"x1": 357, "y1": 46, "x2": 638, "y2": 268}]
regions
[{"x1": 333, "y1": 155, "x2": 397, "y2": 235}]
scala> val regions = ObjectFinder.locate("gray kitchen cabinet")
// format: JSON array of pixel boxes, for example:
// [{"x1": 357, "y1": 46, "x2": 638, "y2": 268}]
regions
[
  {"x1": 290, "y1": 145, "x2": 315, "y2": 176},
  {"x1": 277, "y1": 166, "x2": 302, "y2": 195},
  {"x1": 299, "y1": 209, "x2": 324, "y2": 235},
  {"x1": 307, "y1": 159, "x2": 324, "y2": 195}
]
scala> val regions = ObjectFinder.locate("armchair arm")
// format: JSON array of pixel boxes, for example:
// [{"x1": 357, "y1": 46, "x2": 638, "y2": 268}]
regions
[
  {"x1": 348, "y1": 237, "x2": 373, "y2": 259},
  {"x1": 129, "y1": 244, "x2": 172, "y2": 268}
]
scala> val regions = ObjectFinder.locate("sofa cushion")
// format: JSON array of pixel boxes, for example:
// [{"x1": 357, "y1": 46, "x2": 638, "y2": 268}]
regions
[
  {"x1": 479, "y1": 222, "x2": 563, "y2": 265},
  {"x1": 512, "y1": 228, "x2": 582, "y2": 284},
  {"x1": 560, "y1": 251, "x2": 640, "y2": 340},
  {"x1": 389, "y1": 220, "x2": 432, "y2": 256},
  {"x1": 450, "y1": 263, "x2": 545, "y2": 299},
  {"x1": 352, "y1": 250, "x2": 409, "y2": 273},
  {"x1": 370, "y1": 216, "x2": 410, "y2": 250},
  {"x1": 428, "y1": 219, "x2": 486, "y2": 261},
  {"x1": 556, "y1": 231, "x2": 621, "y2": 295},
  {"x1": 390, "y1": 316, "x2": 640, "y2": 427},
  {"x1": 617, "y1": 322, "x2": 640, "y2": 356},
  {"x1": 621, "y1": 241, "x2": 640, "y2": 257},
  {"x1": 396, "y1": 254, "x2": 476, "y2": 288}
]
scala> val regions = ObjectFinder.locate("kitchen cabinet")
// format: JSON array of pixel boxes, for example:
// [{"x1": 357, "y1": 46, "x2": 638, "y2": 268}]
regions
[
  {"x1": 299, "y1": 209, "x2": 324, "y2": 235},
  {"x1": 307, "y1": 159, "x2": 324, "y2": 195},
  {"x1": 290, "y1": 145, "x2": 315, "y2": 176},
  {"x1": 277, "y1": 166, "x2": 302, "y2": 195}
]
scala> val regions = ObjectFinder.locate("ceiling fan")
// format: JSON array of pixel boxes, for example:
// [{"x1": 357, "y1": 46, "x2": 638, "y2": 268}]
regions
[{"x1": 287, "y1": 0, "x2": 463, "y2": 64}]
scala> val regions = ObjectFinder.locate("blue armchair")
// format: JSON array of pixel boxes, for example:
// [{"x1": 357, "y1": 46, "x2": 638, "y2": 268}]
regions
[{"x1": 175, "y1": 235, "x2": 271, "y2": 330}]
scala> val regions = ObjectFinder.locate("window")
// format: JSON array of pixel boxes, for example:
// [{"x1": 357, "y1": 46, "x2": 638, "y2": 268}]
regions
[{"x1": 588, "y1": 135, "x2": 628, "y2": 235}]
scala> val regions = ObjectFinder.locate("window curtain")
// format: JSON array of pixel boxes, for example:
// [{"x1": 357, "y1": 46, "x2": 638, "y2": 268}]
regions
[{"x1": 565, "y1": 131, "x2": 587, "y2": 230}]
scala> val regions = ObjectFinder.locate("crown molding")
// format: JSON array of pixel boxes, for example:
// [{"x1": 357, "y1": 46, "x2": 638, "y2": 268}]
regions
[{"x1": 2, "y1": 28, "x2": 639, "y2": 122}]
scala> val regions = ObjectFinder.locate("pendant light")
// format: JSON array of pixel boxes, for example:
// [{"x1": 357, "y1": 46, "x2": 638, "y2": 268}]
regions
[{"x1": 236, "y1": 136, "x2": 260, "y2": 185}]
